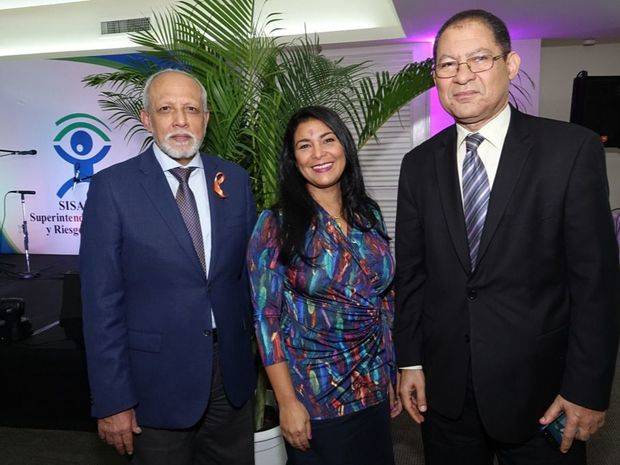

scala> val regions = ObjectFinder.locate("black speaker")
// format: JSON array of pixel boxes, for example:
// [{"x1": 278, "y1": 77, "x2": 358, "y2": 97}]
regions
[
  {"x1": 0, "y1": 298, "x2": 32, "y2": 343},
  {"x1": 570, "y1": 71, "x2": 620, "y2": 148},
  {"x1": 59, "y1": 271, "x2": 84, "y2": 349}
]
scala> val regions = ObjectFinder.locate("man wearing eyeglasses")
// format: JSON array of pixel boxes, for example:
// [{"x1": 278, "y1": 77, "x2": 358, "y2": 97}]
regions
[{"x1": 395, "y1": 9, "x2": 618, "y2": 465}]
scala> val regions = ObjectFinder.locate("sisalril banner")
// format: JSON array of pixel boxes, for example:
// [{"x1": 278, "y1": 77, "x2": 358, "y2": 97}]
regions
[{"x1": 0, "y1": 56, "x2": 146, "y2": 254}]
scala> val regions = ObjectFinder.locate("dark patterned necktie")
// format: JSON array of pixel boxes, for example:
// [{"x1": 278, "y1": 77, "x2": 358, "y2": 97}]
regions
[
  {"x1": 169, "y1": 167, "x2": 206, "y2": 273},
  {"x1": 462, "y1": 133, "x2": 488, "y2": 270}
]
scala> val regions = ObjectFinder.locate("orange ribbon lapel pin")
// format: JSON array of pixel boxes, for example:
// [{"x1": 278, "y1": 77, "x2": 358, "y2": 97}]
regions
[{"x1": 213, "y1": 172, "x2": 227, "y2": 198}]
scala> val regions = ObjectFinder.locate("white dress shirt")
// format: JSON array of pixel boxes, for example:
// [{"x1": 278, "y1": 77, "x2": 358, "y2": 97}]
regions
[
  {"x1": 152, "y1": 143, "x2": 216, "y2": 327},
  {"x1": 456, "y1": 103, "x2": 511, "y2": 197},
  {"x1": 400, "y1": 104, "x2": 511, "y2": 371}
]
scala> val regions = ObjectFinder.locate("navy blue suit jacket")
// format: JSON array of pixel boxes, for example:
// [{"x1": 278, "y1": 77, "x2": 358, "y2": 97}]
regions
[{"x1": 80, "y1": 146, "x2": 257, "y2": 429}]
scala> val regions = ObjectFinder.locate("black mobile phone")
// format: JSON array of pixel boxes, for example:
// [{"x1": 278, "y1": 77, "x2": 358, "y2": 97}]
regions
[{"x1": 540, "y1": 411, "x2": 566, "y2": 445}]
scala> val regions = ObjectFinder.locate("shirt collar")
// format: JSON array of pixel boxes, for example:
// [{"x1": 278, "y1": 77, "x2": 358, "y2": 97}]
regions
[
  {"x1": 152, "y1": 142, "x2": 203, "y2": 172},
  {"x1": 456, "y1": 103, "x2": 511, "y2": 150}
]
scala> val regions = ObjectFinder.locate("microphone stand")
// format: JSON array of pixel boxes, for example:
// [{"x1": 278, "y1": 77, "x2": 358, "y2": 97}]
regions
[
  {"x1": 17, "y1": 192, "x2": 38, "y2": 279},
  {"x1": 0, "y1": 148, "x2": 37, "y2": 157},
  {"x1": 0, "y1": 149, "x2": 21, "y2": 158},
  {"x1": 1, "y1": 151, "x2": 39, "y2": 277},
  {"x1": 0, "y1": 186, "x2": 13, "y2": 269}
]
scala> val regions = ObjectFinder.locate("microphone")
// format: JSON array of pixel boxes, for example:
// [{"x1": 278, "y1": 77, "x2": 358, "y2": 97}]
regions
[
  {"x1": 73, "y1": 163, "x2": 80, "y2": 186},
  {"x1": 9, "y1": 190, "x2": 36, "y2": 195},
  {"x1": 17, "y1": 150, "x2": 37, "y2": 155}
]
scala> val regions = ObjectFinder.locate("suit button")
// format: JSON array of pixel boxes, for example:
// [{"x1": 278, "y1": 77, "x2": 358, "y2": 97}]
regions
[
  {"x1": 467, "y1": 288, "x2": 477, "y2": 301},
  {"x1": 203, "y1": 329, "x2": 212, "y2": 337},
  {"x1": 464, "y1": 334, "x2": 470, "y2": 343}
]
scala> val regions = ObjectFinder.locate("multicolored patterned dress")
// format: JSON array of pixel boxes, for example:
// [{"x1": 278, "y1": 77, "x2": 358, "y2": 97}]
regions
[{"x1": 247, "y1": 206, "x2": 396, "y2": 420}]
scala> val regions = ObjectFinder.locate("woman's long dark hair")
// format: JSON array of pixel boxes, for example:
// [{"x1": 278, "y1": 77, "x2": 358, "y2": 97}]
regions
[{"x1": 275, "y1": 105, "x2": 387, "y2": 266}]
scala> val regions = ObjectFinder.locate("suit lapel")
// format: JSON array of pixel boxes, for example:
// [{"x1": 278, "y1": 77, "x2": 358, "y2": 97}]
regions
[
  {"x1": 435, "y1": 127, "x2": 472, "y2": 274},
  {"x1": 476, "y1": 107, "x2": 533, "y2": 267},
  {"x1": 202, "y1": 154, "x2": 223, "y2": 278},
  {"x1": 138, "y1": 147, "x2": 205, "y2": 278}
]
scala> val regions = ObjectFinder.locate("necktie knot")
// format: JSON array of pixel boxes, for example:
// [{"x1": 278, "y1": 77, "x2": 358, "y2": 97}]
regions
[
  {"x1": 465, "y1": 133, "x2": 485, "y2": 152},
  {"x1": 169, "y1": 167, "x2": 196, "y2": 184}
]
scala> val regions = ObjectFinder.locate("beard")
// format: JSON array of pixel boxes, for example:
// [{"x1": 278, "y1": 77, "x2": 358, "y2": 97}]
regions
[{"x1": 157, "y1": 131, "x2": 203, "y2": 160}]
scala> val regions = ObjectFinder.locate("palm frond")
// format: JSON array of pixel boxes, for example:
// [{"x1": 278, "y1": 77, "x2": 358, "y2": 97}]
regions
[
  {"x1": 509, "y1": 69, "x2": 535, "y2": 111},
  {"x1": 97, "y1": 90, "x2": 149, "y2": 149},
  {"x1": 247, "y1": 90, "x2": 283, "y2": 208},
  {"x1": 346, "y1": 59, "x2": 434, "y2": 149},
  {"x1": 276, "y1": 35, "x2": 367, "y2": 120}
]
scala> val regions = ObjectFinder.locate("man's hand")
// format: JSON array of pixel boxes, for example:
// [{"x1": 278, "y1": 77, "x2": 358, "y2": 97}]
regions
[
  {"x1": 98, "y1": 409, "x2": 142, "y2": 455},
  {"x1": 279, "y1": 398, "x2": 312, "y2": 451},
  {"x1": 540, "y1": 395, "x2": 606, "y2": 453},
  {"x1": 389, "y1": 374, "x2": 403, "y2": 418},
  {"x1": 399, "y1": 369, "x2": 427, "y2": 423}
]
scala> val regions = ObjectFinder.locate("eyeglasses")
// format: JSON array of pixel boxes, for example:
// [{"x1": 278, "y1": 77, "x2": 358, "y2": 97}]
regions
[{"x1": 433, "y1": 53, "x2": 508, "y2": 79}]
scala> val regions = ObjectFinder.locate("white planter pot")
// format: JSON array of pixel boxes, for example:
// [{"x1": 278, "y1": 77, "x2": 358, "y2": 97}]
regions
[{"x1": 254, "y1": 425, "x2": 287, "y2": 465}]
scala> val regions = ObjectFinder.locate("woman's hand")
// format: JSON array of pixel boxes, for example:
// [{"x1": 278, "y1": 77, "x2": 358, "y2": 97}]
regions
[
  {"x1": 279, "y1": 398, "x2": 312, "y2": 451},
  {"x1": 389, "y1": 374, "x2": 403, "y2": 418}
]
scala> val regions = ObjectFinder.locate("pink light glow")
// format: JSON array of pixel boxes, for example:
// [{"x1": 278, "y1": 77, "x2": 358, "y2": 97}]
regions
[
  {"x1": 405, "y1": 36, "x2": 436, "y2": 44},
  {"x1": 410, "y1": 41, "x2": 454, "y2": 137},
  {"x1": 430, "y1": 87, "x2": 453, "y2": 136}
]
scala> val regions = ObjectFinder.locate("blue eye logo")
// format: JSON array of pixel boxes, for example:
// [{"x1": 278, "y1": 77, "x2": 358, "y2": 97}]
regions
[{"x1": 53, "y1": 113, "x2": 112, "y2": 198}]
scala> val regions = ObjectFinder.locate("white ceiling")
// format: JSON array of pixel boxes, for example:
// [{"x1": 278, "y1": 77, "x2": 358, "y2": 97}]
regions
[
  {"x1": 0, "y1": 0, "x2": 89, "y2": 9},
  {"x1": 0, "y1": 0, "x2": 403, "y2": 59},
  {"x1": 393, "y1": 0, "x2": 620, "y2": 42},
  {"x1": 0, "y1": 0, "x2": 618, "y2": 59}
]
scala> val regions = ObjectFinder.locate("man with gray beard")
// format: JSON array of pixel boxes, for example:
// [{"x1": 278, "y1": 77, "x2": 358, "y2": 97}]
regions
[{"x1": 80, "y1": 69, "x2": 257, "y2": 465}]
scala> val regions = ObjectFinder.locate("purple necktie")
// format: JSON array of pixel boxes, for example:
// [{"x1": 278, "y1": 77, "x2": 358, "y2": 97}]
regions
[
  {"x1": 169, "y1": 167, "x2": 206, "y2": 273},
  {"x1": 462, "y1": 133, "x2": 488, "y2": 270}
]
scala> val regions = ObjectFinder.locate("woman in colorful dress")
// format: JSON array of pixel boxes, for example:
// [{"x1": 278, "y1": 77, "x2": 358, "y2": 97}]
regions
[{"x1": 247, "y1": 106, "x2": 401, "y2": 465}]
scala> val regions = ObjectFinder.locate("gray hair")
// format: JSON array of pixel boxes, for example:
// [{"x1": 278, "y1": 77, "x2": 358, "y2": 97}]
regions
[{"x1": 142, "y1": 68, "x2": 208, "y2": 112}]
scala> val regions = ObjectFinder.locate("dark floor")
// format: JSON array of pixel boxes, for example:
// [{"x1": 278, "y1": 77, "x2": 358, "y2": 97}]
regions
[
  {"x1": 1, "y1": 254, "x2": 618, "y2": 464},
  {"x1": 1, "y1": 254, "x2": 93, "y2": 432}
]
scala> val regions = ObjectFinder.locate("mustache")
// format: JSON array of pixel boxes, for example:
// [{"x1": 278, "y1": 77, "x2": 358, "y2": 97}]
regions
[{"x1": 165, "y1": 132, "x2": 196, "y2": 142}]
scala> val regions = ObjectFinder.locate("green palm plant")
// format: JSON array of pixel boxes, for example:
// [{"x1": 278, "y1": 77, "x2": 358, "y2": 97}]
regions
[
  {"x1": 83, "y1": 0, "x2": 433, "y2": 210},
  {"x1": 82, "y1": 0, "x2": 434, "y2": 430}
]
